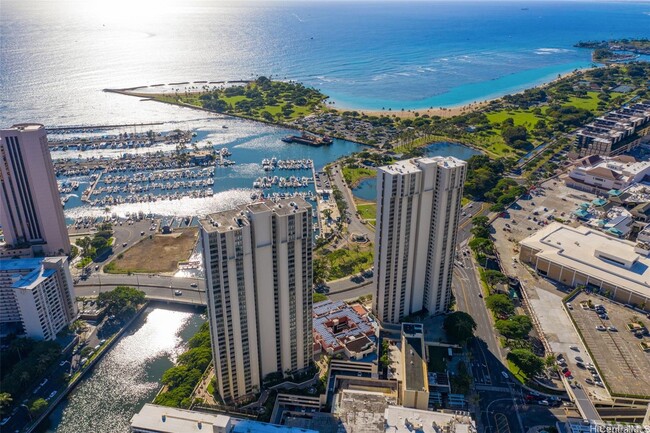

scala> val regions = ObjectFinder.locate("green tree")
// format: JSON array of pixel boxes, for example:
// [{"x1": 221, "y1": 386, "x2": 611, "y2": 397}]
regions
[
  {"x1": 443, "y1": 311, "x2": 477, "y2": 344},
  {"x1": 379, "y1": 340, "x2": 392, "y2": 369},
  {"x1": 507, "y1": 349, "x2": 543, "y2": 378},
  {"x1": 483, "y1": 270, "x2": 508, "y2": 289},
  {"x1": 29, "y1": 398, "x2": 48, "y2": 416},
  {"x1": 97, "y1": 286, "x2": 145, "y2": 318},
  {"x1": 495, "y1": 315, "x2": 533, "y2": 340},
  {"x1": 485, "y1": 294, "x2": 515, "y2": 317},
  {"x1": 468, "y1": 237, "x2": 494, "y2": 256}
]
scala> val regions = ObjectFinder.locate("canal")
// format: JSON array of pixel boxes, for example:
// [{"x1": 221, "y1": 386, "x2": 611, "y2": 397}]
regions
[{"x1": 42, "y1": 305, "x2": 205, "y2": 433}]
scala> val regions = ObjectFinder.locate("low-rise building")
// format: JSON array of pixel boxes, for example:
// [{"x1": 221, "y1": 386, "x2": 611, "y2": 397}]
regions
[
  {"x1": 566, "y1": 154, "x2": 650, "y2": 194},
  {"x1": 0, "y1": 256, "x2": 77, "y2": 340},
  {"x1": 312, "y1": 300, "x2": 377, "y2": 360},
  {"x1": 519, "y1": 222, "x2": 650, "y2": 310},
  {"x1": 400, "y1": 323, "x2": 429, "y2": 410},
  {"x1": 130, "y1": 404, "x2": 317, "y2": 433},
  {"x1": 563, "y1": 417, "x2": 647, "y2": 433},
  {"x1": 384, "y1": 406, "x2": 476, "y2": 433}
]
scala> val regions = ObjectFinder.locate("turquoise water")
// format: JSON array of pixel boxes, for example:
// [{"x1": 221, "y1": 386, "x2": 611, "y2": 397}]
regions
[
  {"x1": 352, "y1": 142, "x2": 481, "y2": 201},
  {"x1": 2, "y1": 1, "x2": 650, "y2": 125}
]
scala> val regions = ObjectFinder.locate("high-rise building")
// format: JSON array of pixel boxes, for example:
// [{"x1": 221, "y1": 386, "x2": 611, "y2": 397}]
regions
[
  {"x1": 0, "y1": 123, "x2": 71, "y2": 257},
  {"x1": 373, "y1": 156, "x2": 466, "y2": 324},
  {"x1": 199, "y1": 197, "x2": 313, "y2": 403},
  {"x1": 0, "y1": 256, "x2": 77, "y2": 340}
]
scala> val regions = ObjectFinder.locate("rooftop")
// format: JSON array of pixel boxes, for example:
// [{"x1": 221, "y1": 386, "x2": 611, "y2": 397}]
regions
[
  {"x1": 312, "y1": 300, "x2": 376, "y2": 354},
  {"x1": 379, "y1": 156, "x2": 465, "y2": 175},
  {"x1": 200, "y1": 197, "x2": 311, "y2": 234},
  {"x1": 383, "y1": 406, "x2": 476, "y2": 433},
  {"x1": 0, "y1": 257, "x2": 63, "y2": 289},
  {"x1": 520, "y1": 223, "x2": 650, "y2": 297},
  {"x1": 130, "y1": 404, "x2": 317, "y2": 433},
  {"x1": 2, "y1": 123, "x2": 45, "y2": 133}
]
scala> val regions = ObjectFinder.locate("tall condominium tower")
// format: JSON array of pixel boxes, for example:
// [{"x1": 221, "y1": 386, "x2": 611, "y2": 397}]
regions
[
  {"x1": 373, "y1": 156, "x2": 467, "y2": 324},
  {"x1": 0, "y1": 124, "x2": 71, "y2": 256},
  {"x1": 0, "y1": 256, "x2": 77, "y2": 340},
  {"x1": 199, "y1": 198, "x2": 313, "y2": 404}
]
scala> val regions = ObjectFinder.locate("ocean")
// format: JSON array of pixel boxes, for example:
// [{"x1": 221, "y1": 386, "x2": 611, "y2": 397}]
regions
[{"x1": 2, "y1": 0, "x2": 650, "y2": 126}]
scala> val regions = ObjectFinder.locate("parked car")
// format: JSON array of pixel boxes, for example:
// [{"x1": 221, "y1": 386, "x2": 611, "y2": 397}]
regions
[
  {"x1": 538, "y1": 400, "x2": 549, "y2": 406},
  {"x1": 608, "y1": 326, "x2": 617, "y2": 332},
  {"x1": 575, "y1": 356, "x2": 584, "y2": 362},
  {"x1": 585, "y1": 378, "x2": 594, "y2": 385},
  {"x1": 190, "y1": 282, "x2": 198, "y2": 288},
  {"x1": 596, "y1": 325, "x2": 606, "y2": 331},
  {"x1": 174, "y1": 290, "x2": 182, "y2": 296},
  {"x1": 576, "y1": 362, "x2": 586, "y2": 369}
]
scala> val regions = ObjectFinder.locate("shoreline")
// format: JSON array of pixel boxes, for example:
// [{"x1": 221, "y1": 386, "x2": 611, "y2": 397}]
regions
[
  {"x1": 330, "y1": 67, "x2": 588, "y2": 118},
  {"x1": 109, "y1": 63, "x2": 592, "y2": 122}
]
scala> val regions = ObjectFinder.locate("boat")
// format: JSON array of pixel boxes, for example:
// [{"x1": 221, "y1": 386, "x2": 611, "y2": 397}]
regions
[{"x1": 280, "y1": 132, "x2": 333, "y2": 146}]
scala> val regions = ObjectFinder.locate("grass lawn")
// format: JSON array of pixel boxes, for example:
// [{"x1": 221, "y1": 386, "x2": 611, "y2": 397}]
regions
[
  {"x1": 428, "y1": 346, "x2": 449, "y2": 372},
  {"x1": 507, "y1": 359, "x2": 528, "y2": 384},
  {"x1": 563, "y1": 91, "x2": 600, "y2": 112},
  {"x1": 320, "y1": 244, "x2": 374, "y2": 280},
  {"x1": 356, "y1": 203, "x2": 377, "y2": 220},
  {"x1": 461, "y1": 197, "x2": 470, "y2": 207},
  {"x1": 342, "y1": 166, "x2": 375, "y2": 187},
  {"x1": 105, "y1": 228, "x2": 198, "y2": 274},
  {"x1": 487, "y1": 109, "x2": 545, "y2": 128}
]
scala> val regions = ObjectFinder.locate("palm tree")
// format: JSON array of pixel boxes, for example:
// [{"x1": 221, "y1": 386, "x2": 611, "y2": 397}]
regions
[{"x1": 0, "y1": 393, "x2": 13, "y2": 414}]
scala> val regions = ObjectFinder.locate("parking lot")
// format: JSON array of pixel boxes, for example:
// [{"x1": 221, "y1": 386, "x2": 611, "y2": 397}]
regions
[
  {"x1": 492, "y1": 179, "x2": 596, "y2": 248},
  {"x1": 568, "y1": 292, "x2": 650, "y2": 397}
]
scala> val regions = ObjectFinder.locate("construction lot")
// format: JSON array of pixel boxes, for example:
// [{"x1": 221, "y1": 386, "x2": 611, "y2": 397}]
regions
[
  {"x1": 105, "y1": 228, "x2": 198, "y2": 274},
  {"x1": 568, "y1": 292, "x2": 650, "y2": 398}
]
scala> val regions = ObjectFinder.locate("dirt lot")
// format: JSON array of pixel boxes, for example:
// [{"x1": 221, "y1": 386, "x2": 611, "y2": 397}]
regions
[
  {"x1": 106, "y1": 228, "x2": 198, "y2": 274},
  {"x1": 568, "y1": 292, "x2": 650, "y2": 398}
]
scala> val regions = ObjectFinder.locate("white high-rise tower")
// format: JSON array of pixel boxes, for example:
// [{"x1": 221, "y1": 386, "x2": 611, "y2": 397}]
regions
[
  {"x1": 373, "y1": 156, "x2": 466, "y2": 324},
  {"x1": 199, "y1": 197, "x2": 313, "y2": 404}
]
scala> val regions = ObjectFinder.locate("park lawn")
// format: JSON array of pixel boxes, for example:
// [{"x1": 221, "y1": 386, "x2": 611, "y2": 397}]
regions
[
  {"x1": 342, "y1": 167, "x2": 375, "y2": 186},
  {"x1": 105, "y1": 228, "x2": 198, "y2": 274},
  {"x1": 356, "y1": 203, "x2": 377, "y2": 221},
  {"x1": 322, "y1": 244, "x2": 374, "y2": 280},
  {"x1": 564, "y1": 91, "x2": 600, "y2": 112},
  {"x1": 461, "y1": 197, "x2": 470, "y2": 207},
  {"x1": 486, "y1": 108, "x2": 545, "y2": 129}
]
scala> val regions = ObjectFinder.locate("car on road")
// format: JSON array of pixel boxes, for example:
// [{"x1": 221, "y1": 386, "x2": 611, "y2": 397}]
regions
[
  {"x1": 596, "y1": 325, "x2": 606, "y2": 331},
  {"x1": 122, "y1": 242, "x2": 128, "y2": 247},
  {"x1": 140, "y1": 231, "x2": 145, "y2": 236},
  {"x1": 478, "y1": 292, "x2": 483, "y2": 298},
  {"x1": 501, "y1": 371, "x2": 508, "y2": 379},
  {"x1": 566, "y1": 303, "x2": 573, "y2": 310},
  {"x1": 40, "y1": 378, "x2": 48, "y2": 387},
  {"x1": 1, "y1": 418, "x2": 9, "y2": 426},
  {"x1": 608, "y1": 326, "x2": 617, "y2": 332},
  {"x1": 47, "y1": 391, "x2": 57, "y2": 400},
  {"x1": 190, "y1": 282, "x2": 198, "y2": 288},
  {"x1": 174, "y1": 290, "x2": 182, "y2": 296},
  {"x1": 538, "y1": 400, "x2": 549, "y2": 406}
]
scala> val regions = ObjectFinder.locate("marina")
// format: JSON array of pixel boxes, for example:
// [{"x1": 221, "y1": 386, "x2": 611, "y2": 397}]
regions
[{"x1": 50, "y1": 118, "x2": 366, "y2": 221}]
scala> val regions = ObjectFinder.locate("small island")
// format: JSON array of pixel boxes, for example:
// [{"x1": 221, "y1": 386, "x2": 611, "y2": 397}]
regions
[{"x1": 575, "y1": 38, "x2": 650, "y2": 63}]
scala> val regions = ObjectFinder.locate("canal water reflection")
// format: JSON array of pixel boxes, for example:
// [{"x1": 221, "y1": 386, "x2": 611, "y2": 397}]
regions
[{"x1": 44, "y1": 305, "x2": 204, "y2": 433}]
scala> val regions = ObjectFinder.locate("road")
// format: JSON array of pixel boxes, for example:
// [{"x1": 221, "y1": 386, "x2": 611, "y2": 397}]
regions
[
  {"x1": 75, "y1": 280, "x2": 206, "y2": 305},
  {"x1": 329, "y1": 163, "x2": 375, "y2": 239},
  {"x1": 452, "y1": 202, "x2": 568, "y2": 432}
]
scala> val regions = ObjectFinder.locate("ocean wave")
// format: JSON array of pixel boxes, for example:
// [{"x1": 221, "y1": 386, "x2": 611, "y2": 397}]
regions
[{"x1": 534, "y1": 48, "x2": 572, "y2": 55}]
